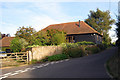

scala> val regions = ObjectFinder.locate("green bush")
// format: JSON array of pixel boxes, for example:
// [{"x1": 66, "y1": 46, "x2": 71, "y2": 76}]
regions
[
  {"x1": 60, "y1": 43, "x2": 79, "y2": 49},
  {"x1": 60, "y1": 41, "x2": 95, "y2": 49},
  {"x1": 85, "y1": 46, "x2": 100, "y2": 54},
  {"x1": 26, "y1": 45, "x2": 40, "y2": 48},
  {"x1": 10, "y1": 38, "x2": 28, "y2": 52},
  {"x1": 97, "y1": 44, "x2": 106, "y2": 50},
  {"x1": 63, "y1": 47, "x2": 85, "y2": 58},
  {"x1": 77, "y1": 41, "x2": 95, "y2": 45},
  {"x1": 47, "y1": 54, "x2": 68, "y2": 61}
]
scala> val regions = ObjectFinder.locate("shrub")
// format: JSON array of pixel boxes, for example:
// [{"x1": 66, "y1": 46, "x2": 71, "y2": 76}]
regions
[
  {"x1": 77, "y1": 41, "x2": 95, "y2": 45},
  {"x1": 46, "y1": 29, "x2": 66, "y2": 45},
  {"x1": 60, "y1": 43, "x2": 78, "y2": 49},
  {"x1": 85, "y1": 46, "x2": 100, "y2": 54},
  {"x1": 41, "y1": 58, "x2": 48, "y2": 62},
  {"x1": 10, "y1": 38, "x2": 28, "y2": 52},
  {"x1": 47, "y1": 54, "x2": 68, "y2": 61},
  {"x1": 26, "y1": 45, "x2": 40, "y2": 48},
  {"x1": 63, "y1": 47, "x2": 85, "y2": 58},
  {"x1": 97, "y1": 44, "x2": 106, "y2": 50}
]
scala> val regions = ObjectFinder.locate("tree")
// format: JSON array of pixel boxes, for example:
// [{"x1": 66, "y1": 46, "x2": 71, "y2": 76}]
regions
[
  {"x1": 85, "y1": 8, "x2": 115, "y2": 44},
  {"x1": 116, "y1": 18, "x2": 120, "y2": 47},
  {"x1": 47, "y1": 29, "x2": 66, "y2": 45},
  {"x1": 28, "y1": 29, "x2": 66, "y2": 46},
  {"x1": 10, "y1": 38, "x2": 28, "y2": 52},
  {"x1": 15, "y1": 26, "x2": 36, "y2": 43},
  {"x1": 30, "y1": 31, "x2": 50, "y2": 46}
]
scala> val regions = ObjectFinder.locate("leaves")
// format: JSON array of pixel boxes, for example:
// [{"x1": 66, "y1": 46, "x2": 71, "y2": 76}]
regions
[
  {"x1": 46, "y1": 29, "x2": 66, "y2": 45},
  {"x1": 10, "y1": 38, "x2": 28, "y2": 52},
  {"x1": 116, "y1": 17, "x2": 120, "y2": 46},
  {"x1": 15, "y1": 26, "x2": 36, "y2": 44},
  {"x1": 85, "y1": 8, "x2": 115, "y2": 44}
]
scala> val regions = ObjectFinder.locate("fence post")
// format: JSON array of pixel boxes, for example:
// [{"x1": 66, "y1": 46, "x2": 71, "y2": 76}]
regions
[
  {"x1": 16, "y1": 52, "x2": 17, "y2": 60},
  {"x1": 27, "y1": 51, "x2": 29, "y2": 64}
]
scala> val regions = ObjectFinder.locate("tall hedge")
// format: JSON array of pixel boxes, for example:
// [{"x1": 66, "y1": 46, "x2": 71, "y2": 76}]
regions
[{"x1": 10, "y1": 38, "x2": 28, "y2": 52}]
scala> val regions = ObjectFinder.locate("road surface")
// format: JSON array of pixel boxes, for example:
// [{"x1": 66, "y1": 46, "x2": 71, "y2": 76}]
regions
[{"x1": 0, "y1": 47, "x2": 117, "y2": 79}]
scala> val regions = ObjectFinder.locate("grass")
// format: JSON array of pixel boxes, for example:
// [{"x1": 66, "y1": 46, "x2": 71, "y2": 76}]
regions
[
  {"x1": 106, "y1": 48, "x2": 119, "y2": 79},
  {"x1": 30, "y1": 54, "x2": 69, "y2": 64},
  {"x1": 47, "y1": 53, "x2": 68, "y2": 61}
]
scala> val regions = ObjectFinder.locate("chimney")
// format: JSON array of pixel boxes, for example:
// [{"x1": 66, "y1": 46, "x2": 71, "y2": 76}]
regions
[{"x1": 79, "y1": 20, "x2": 80, "y2": 27}]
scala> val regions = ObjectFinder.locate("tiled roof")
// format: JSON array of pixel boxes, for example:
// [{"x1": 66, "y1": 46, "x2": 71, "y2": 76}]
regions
[
  {"x1": 42, "y1": 21, "x2": 102, "y2": 36},
  {"x1": 0, "y1": 37, "x2": 14, "y2": 47}
]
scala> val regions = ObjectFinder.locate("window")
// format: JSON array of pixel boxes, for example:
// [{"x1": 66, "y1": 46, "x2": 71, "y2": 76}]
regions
[{"x1": 66, "y1": 36, "x2": 75, "y2": 43}]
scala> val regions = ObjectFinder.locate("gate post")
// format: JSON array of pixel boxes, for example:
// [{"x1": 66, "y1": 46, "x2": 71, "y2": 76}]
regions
[{"x1": 27, "y1": 51, "x2": 29, "y2": 64}]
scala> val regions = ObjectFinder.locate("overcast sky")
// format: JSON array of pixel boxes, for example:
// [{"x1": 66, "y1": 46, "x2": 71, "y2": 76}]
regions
[{"x1": 0, "y1": 0, "x2": 119, "y2": 43}]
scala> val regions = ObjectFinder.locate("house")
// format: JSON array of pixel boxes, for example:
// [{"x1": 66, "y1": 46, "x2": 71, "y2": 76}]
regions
[
  {"x1": 42, "y1": 21, "x2": 102, "y2": 44},
  {"x1": 0, "y1": 37, "x2": 14, "y2": 53},
  {"x1": 0, "y1": 33, "x2": 11, "y2": 39}
]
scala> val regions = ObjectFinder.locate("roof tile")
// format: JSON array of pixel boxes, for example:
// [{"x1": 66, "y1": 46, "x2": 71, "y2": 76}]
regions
[
  {"x1": 0, "y1": 37, "x2": 14, "y2": 47},
  {"x1": 42, "y1": 21, "x2": 101, "y2": 35}
]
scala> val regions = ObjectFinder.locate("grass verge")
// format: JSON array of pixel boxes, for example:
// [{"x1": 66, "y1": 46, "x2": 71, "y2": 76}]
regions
[{"x1": 106, "y1": 48, "x2": 120, "y2": 79}]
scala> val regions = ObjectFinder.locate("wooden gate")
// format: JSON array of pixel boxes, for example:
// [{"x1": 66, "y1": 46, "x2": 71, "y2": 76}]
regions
[{"x1": 0, "y1": 52, "x2": 29, "y2": 68}]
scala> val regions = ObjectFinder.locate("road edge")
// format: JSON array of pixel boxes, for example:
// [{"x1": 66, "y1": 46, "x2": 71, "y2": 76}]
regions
[{"x1": 104, "y1": 61, "x2": 113, "y2": 78}]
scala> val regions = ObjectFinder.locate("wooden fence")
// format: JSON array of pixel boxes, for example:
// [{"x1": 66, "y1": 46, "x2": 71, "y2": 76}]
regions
[{"x1": 0, "y1": 52, "x2": 29, "y2": 68}]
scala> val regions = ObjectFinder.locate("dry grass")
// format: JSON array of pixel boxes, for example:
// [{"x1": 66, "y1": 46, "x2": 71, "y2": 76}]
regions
[{"x1": 1, "y1": 58, "x2": 26, "y2": 68}]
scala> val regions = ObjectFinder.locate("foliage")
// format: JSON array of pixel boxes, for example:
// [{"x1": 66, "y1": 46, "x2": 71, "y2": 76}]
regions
[
  {"x1": 15, "y1": 27, "x2": 67, "y2": 46},
  {"x1": 61, "y1": 43, "x2": 86, "y2": 58},
  {"x1": 47, "y1": 54, "x2": 68, "y2": 61},
  {"x1": 60, "y1": 43, "x2": 79, "y2": 49},
  {"x1": 85, "y1": 8, "x2": 115, "y2": 45},
  {"x1": 64, "y1": 47, "x2": 85, "y2": 58},
  {"x1": 26, "y1": 45, "x2": 40, "y2": 48},
  {"x1": 116, "y1": 17, "x2": 120, "y2": 47},
  {"x1": 15, "y1": 26, "x2": 36, "y2": 44},
  {"x1": 102, "y1": 32, "x2": 111, "y2": 45},
  {"x1": 10, "y1": 38, "x2": 28, "y2": 52},
  {"x1": 46, "y1": 29, "x2": 66, "y2": 45},
  {"x1": 60, "y1": 41, "x2": 95, "y2": 49},
  {"x1": 97, "y1": 44, "x2": 106, "y2": 50},
  {"x1": 30, "y1": 54, "x2": 68, "y2": 63},
  {"x1": 77, "y1": 41, "x2": 95, "y2": 45},
  {"x1": 85, "y1": 46, "x2": 100, "y2": 54},
  {"x1": 30, "y1": 31, "x2": 49, "y2": 46}
]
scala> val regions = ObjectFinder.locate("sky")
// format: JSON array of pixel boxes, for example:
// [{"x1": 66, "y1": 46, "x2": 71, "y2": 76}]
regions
[{"x1": 0, "y1": 0, "x2": 119, "y2": 43}]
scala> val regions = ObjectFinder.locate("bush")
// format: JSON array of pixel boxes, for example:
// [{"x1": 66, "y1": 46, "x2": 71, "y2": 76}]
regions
[
  {"x1": 26, "y1": 45, "x2": 40, "y2": 48},
  {"x1": 97, "y1": 44, "x2": 106, "y2": 50},
  {"x1": 10, "y1": 38, "x2": 28, "y2": 52},
  {"x1": 63, "y1": 47, "x2": 85, "y2": 58},
  {"x1": 60, "y1": 41, "x2": 95, "y2": 49},
  {"x1": 60, "y1": 43, "x2": 79, "y2": 49},
  {"x1": 85, "y1": 46, "x2": 100, "y2": 54},
  {"x1": 46, "y1": 29, "x2": 66, "y2": 45},
  {"x1": 77, "y1": 41, "x2": 95, "y2": 45},
  {"x1": 47, "y1": 54, "x2": 68, "y2": 61}
]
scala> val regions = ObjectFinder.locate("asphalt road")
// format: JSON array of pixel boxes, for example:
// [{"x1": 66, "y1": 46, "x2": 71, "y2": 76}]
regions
[{"x1": 1, "y1": 47, "x2": 117, "y2": 78}]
